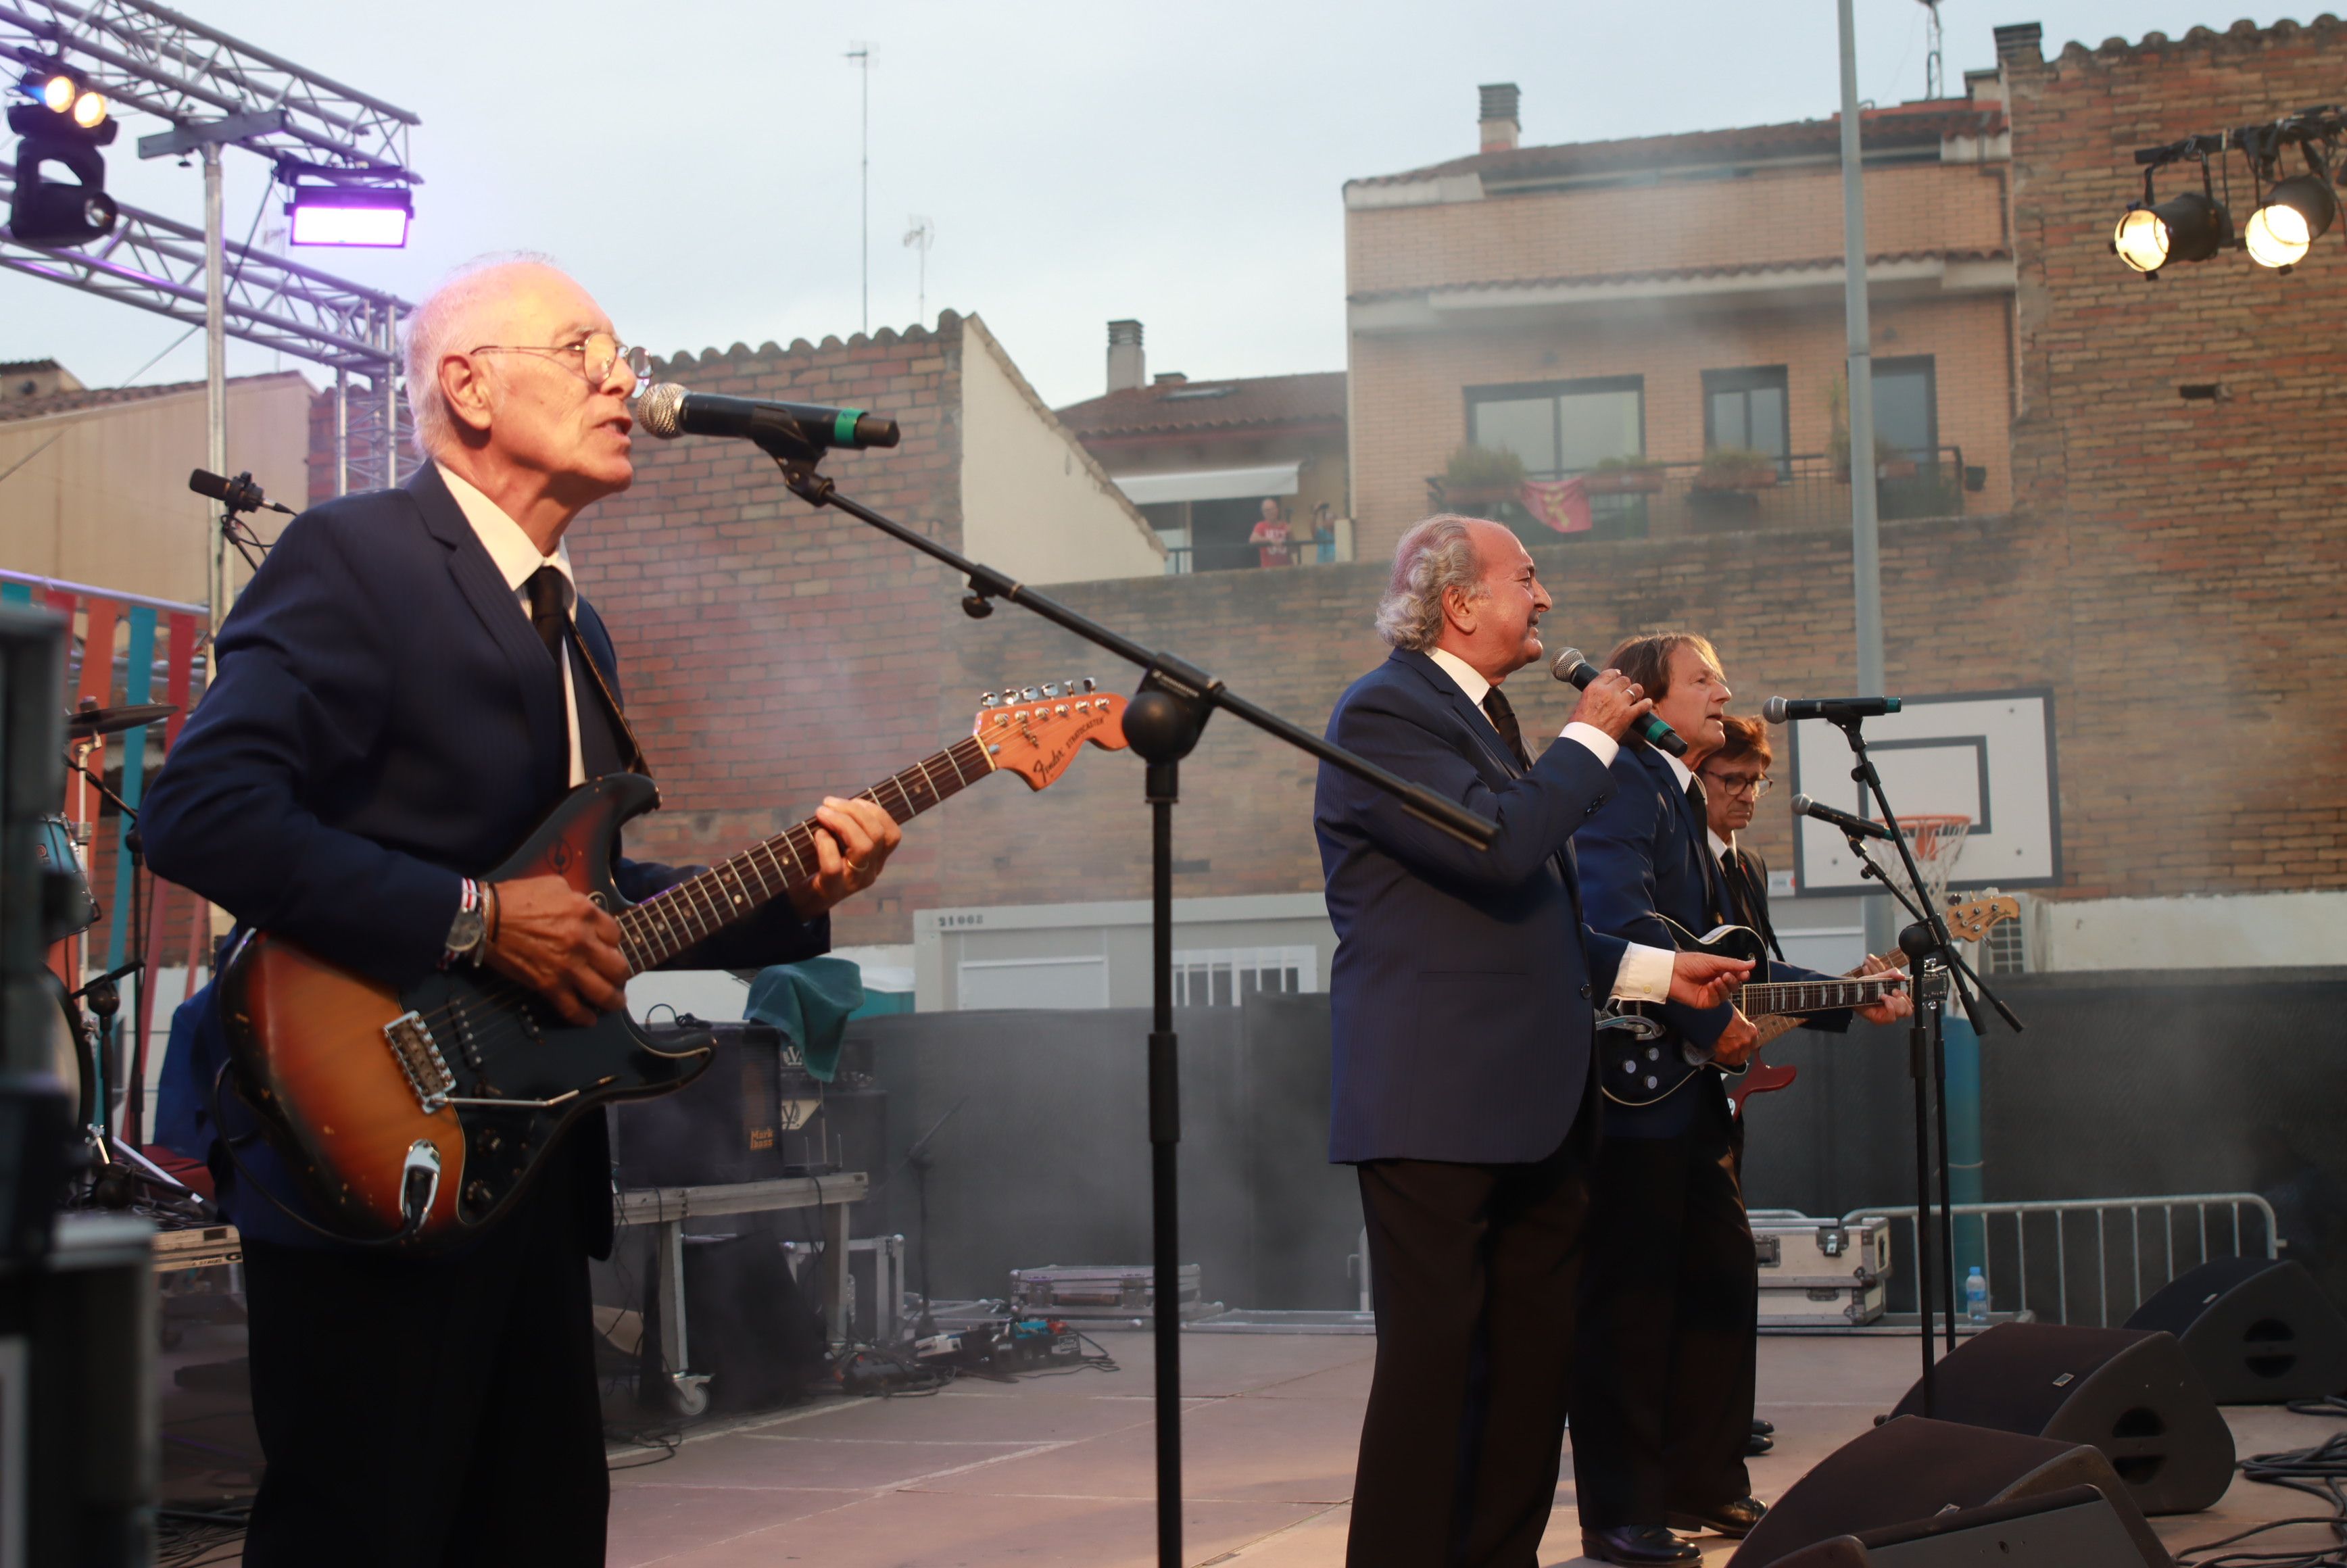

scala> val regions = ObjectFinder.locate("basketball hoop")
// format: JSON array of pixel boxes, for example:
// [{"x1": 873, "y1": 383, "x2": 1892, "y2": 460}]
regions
[{"x1": 1874, "y1": 813, "x2": 1971, "y2": 916}]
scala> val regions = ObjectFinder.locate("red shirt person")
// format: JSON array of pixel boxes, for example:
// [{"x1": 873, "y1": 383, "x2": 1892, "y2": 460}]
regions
[{"x1": 1248, "y1": 498, "x2": 1292, "y2": 567}]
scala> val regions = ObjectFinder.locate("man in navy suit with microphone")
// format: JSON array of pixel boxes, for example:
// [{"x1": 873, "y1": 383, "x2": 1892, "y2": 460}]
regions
[
  {"x1": 144, "y1": 257, "x2": 902, "y2": 1565},
  {"x1": 1315, "y1": 519, "x2": 1749, "y2": 1568}
]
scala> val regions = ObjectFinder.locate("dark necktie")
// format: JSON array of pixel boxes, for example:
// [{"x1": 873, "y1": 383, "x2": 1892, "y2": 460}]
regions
[
  {"x1": 1480, "y1": 687, "x2": 1532, "y2": 772},
  {"x1": 1686, "y1": 775, "x2": 1728, "y2": 925},
  {"x1": 526, "y1": 565, "x2": 567, "y2": 664}
]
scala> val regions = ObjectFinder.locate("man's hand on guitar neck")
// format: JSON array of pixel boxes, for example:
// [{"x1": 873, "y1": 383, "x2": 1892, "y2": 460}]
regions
[
  {"x1": 786, "y1": 797, "x2": 903, "y2": 921},
  {"x1": 485, "y1": 876, "x2": 629, "y2": 1025},
  {"x1": 1710, "y1": 1008, "x2": 1762, "y2": 1069},
  {"x1": 1852, "y1": 951, "x2": 1915, "y2": 1025}
]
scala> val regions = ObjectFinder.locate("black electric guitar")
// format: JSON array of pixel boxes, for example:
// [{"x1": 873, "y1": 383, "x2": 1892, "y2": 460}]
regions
[
  {"x1": 1599, "y1": 896, "x2": 2020, "y2": 1108},
  {"x1": 217, "y1": 683, "x2": 1128, "y2": 1248},
  {"x1": 1597, "y1": 918, "x2": 1911, "y2": 1108}
]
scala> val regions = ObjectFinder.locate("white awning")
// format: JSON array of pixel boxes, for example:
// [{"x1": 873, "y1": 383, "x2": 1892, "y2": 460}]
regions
[{"x1": 1111, "y1": 461, "x2": 1301, "y2": 506}]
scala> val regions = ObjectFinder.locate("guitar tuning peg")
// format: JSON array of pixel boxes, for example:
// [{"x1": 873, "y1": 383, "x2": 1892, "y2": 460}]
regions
[
  {"x1": 1080, "y1": 676, "x2": 1096, "y2": 693},
  {"x1": 979, "y1": 691, "x2": 998, "y2": 708},
  {"x1": 1021, "y1": 686, "x2": 1041, "y2": 702},
  {"x1": 1041, "y1": 682, "x2": 1062, "y2": 699}
]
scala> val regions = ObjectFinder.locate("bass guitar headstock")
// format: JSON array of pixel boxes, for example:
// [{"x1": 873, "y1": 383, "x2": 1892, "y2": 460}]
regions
[
  {"x1": 1941, "y1": 893, "x2": 2021, "y2": 944},
  {"x1": 975, "y1": 679, "x2": 1130, "y2": 790}
]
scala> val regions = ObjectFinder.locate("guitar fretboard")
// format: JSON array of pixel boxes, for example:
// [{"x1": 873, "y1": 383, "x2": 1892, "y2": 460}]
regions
[
  {"x1": 1740, "y1": 976, "x2": 1904, "y2": 1016},
  {"x1": 615, "y1": 735, "x2": 994, "y2": 975}
]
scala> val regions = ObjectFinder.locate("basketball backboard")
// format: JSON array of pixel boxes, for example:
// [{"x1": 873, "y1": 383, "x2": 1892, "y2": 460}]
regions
[{"x1": 1785, "y1": 687, "x2": 2061, "y2": 896}]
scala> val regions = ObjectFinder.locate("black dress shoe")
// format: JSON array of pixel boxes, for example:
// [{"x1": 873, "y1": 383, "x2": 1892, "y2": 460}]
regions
[
  {"x1": 1668, "y1": 1498, "x2": 1768, "y2": 1538},
  {"x1": 1750, "y1": 1417, "x2": 1775, "y2": 1437},
  {"x1": 1581, "y1": 1524, "x2": 1702, "y2": 1565},
  {"x1": 1745, "y1": 1430, "x2": 1774, "y2": 1456}
]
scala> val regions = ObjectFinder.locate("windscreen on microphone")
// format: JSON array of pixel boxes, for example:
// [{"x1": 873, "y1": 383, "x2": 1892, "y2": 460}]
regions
[
  {"x1": 633, "y1": 383, "x2": 900, "y2": 457},
  {"x1": 1550, "y1": 647, "x2": 1689, "y2": 758}
]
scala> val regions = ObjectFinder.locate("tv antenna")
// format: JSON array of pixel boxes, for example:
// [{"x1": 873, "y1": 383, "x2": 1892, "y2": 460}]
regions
[
  {"x1": 846, "y1": 43, "x2": 872, "y2": 334},
  {"x1": 1917, "y1": 0, "x2": 1945, "y2": 99},
  {"x1": 902, "y1": 215, "x2": 934, "y2": 326}
]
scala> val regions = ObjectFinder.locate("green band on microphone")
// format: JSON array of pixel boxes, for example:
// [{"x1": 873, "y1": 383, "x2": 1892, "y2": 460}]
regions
[{"x1": 835, "y1": 408, "x2": 864, "y2": 445}]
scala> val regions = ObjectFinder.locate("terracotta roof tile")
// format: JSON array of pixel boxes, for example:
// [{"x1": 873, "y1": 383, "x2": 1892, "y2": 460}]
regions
[
  {"x1": 1354, "y1": 101, "x2": 2006, "y2": 189},
  {"x1": 0, "y1": 370, "x2": 308, "y2": 424},
  {"x1": 1057, "y1": 370, "x2": 1345, "y2": 440}
]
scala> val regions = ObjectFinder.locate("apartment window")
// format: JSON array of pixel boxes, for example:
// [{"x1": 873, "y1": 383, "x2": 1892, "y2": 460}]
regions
[
  {"x1": 1466, "y1": 376, "x2": 1645, "y2": 478},
  {"x1": 1872, "y1": 356, "x2": 1939, "y2": 462},
  {"x1": 1703, "y1": 366, "x2": 1790, "y2": 468},
  {"x1": 1171, "y1": 946, "x2": 1318, "y2": 1007}
]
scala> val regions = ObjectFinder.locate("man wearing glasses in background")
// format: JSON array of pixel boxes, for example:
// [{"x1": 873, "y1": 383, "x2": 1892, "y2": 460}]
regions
[{"x1": 144, "y1": 255, "x2": 902, "y2": 1564}]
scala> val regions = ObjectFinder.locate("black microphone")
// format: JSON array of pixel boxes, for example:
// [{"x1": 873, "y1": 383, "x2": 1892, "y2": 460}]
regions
[
  {"x1": 633, "y1": 383, "x2": 900, "y2": 458},
  {"x1": 1791, "y1": 793, "x2": 1895, "y2": 841},
  {"x1": 189, "y1": 468, "x2": 294, "y2": 514},
  {"x1": 1762, "y1": 695, "x2": 1902, "y2": 724},
  {"x1": 1550, "y1": 647, "x2": 1689, "y2": 758}
]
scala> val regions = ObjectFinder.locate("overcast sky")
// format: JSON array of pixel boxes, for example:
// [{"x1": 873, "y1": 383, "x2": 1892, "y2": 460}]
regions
[{"x1": 0, "y1": 1, "x2": 2311, "y2": 414}]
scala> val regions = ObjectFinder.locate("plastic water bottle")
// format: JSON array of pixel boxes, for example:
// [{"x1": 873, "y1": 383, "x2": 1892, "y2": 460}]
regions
[{"x1": 1965, "y1": 1265, "x2": 1990, "y2": 1323}]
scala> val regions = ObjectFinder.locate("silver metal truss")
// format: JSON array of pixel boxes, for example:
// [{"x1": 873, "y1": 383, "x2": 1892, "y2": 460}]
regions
[
  {"x1": 0, "y1": 0, "x2": 418, "y2": 178},
  {"x1": 0, "y1": 155, "x2": 410, "y2": 491}
]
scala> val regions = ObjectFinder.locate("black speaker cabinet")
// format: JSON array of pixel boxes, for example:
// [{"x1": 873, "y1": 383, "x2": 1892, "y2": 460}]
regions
[
  {"x1": 1728, "y1": 1418, "x2": 2171, "y2": 1568},
  {"x1": 2124, "y1": 1257, "x2": 2347, "y2": 1404},
  {"x1": 1886, "y1": 1323, "x2": 2233, "y2": 1515}
]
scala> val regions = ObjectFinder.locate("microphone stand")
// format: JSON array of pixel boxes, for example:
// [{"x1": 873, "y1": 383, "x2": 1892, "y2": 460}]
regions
[
  {"x1": 759, "y1": 445, "x2": 1497, "y2": 1568},
  {"x1": 1816, "y1": 714, "x2": 2025, "y2": 1416}
]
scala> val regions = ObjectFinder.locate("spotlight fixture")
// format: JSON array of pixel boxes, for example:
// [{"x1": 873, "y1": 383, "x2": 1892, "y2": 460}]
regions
[
  {"x1": 2244, "y1": 173, "x2": 2339, "y2": 270},
  {"x1": 7, "y1": 68, "x2": 119, "y2": 246},
  {"x1": 284, "y1": 182, "x2": 412, "y2": 248},
  {"x1": 2112, "y1": 188, "x2": 2230, "y2": 276}
]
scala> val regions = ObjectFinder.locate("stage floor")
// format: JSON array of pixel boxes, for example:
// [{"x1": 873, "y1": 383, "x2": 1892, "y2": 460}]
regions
[{"x1": 602, "y1": 1328, "x2": 2341, "y2": 1568}]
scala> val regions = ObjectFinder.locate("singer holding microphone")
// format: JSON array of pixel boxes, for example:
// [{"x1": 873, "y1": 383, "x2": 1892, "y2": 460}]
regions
[
  {"x1": 1315, "y1": 518, "x2": 1751, "y2": 1568},
  {"x1": 143, "y1": 256, "x2": 903, "y2": 1565}
]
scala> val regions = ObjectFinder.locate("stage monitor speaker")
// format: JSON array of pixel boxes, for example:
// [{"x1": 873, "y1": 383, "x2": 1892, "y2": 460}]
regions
[
  {"x1": 1885, "y1": 1323, "x2": 2233, "y2": 1515},
  {"x1": 1727, "y1": 1417, "x2": 2171, "y2": 1568},
  {"x1": 2123, "y1": 1257, "x2": 2347, "y2": 1404}
]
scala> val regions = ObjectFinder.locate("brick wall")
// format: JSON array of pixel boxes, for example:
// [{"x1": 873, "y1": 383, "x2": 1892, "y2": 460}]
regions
[{"x1": 2001, "y1": 18, "x2": 2347, "y2": 899}]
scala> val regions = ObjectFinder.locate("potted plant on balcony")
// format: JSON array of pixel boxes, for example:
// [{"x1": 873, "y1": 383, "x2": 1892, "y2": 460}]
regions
[
  {"x1": 1583, "y1": 455, "x2": 1668, "y2": 496},
  {"x1": 1437, "y1": 445, "x2": 1530, "y2": 519},
  {"x1": 1691, "y1": 447, "x2": 1779, "y2": 491}
]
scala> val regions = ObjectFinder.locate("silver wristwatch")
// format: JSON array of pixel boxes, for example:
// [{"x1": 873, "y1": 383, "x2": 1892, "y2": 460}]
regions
[{"x1": 445, "y1": 878, "x2": 487, "y2": 965}]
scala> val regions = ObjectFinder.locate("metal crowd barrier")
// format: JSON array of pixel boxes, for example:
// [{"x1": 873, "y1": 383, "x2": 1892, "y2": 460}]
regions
[{"x1": 1842, "y1": 1193, "x2": 2281, "y2": 1327}]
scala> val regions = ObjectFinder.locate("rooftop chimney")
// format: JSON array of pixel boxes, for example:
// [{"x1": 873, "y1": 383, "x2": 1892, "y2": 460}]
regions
[
  {"x1": 1478, "y1": 82, "x2": 1520, "y2": 153},
  {"x1": 1991, "y1": 22, "x2": 2042, "y2": 68},
  {"x1": 1106, "y1": 319, "x2": 1144, "y2": 393}
]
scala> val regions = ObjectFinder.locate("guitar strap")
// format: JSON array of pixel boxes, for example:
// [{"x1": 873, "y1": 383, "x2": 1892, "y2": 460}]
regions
[{"x1": 561, "y1": 617, "x2": 652, "y2": 781}]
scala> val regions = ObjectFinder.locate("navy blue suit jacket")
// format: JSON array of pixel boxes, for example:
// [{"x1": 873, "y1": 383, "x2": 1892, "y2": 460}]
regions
[
  {"x1": 1315, "y1": 649, "x2": 1627, "y2": 1165},
  {"x1": 143, "y1": 464, "x2": 828, "y2": 1245},
  {"x1": 1577, "y1": 742, "x2": 1848, "y2": 1137}
]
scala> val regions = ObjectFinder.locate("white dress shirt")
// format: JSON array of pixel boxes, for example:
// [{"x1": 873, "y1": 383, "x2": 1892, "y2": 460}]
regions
[
  {"x1": 437, "y1": 464, "x2": 587, "y2": 788},
  {"x1": 1422, "y1": 647, "x2": 1674, "y2": 1004}
]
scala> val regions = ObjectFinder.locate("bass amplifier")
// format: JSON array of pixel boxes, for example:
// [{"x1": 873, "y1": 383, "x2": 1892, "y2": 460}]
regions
[
  {"x1": 612, "y1": 1022, "x2": 884, "y2": 1189},
  {"x1": 1754, "y1": 1213, "x2": 1892, "y2": 1327}
]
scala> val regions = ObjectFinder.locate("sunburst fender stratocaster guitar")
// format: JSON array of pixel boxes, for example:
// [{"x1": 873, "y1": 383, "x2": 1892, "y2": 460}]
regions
[
  {"x1": 1725, "y1": 895, "x2": 2021, "y2": 1116},
  {"x1": 218, "y1": 681, "x2": 1129, "y2": 1248}
]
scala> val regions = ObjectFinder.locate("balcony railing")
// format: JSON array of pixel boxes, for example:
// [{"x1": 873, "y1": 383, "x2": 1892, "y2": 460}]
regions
[
  {"x1": 1161, "y1": 530, "x2": 1355, "y2": 575},
  {"x1": 1426, "y1": 447, "x2": 1981, "y2": 542}
]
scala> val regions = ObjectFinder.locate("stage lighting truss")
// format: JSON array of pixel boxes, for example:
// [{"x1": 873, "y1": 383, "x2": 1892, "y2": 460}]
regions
[
  {"x1": 9, "y1": 65, "x2": 120, "y2": 245},
  {"x1": 2123, "y1": 105, "x2": 2344, "y2": 278}
]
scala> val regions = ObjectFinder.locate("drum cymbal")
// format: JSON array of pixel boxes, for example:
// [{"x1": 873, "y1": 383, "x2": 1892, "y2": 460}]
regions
[{"x1": 66, "y1": 702, "x2": 178, "y2": 739}]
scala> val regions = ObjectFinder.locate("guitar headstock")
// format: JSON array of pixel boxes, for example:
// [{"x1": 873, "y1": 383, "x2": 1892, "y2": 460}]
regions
[
  {"x1": 1941, "y1": 893, "x2": 2021, "y2": 944},
  {"x1": 974, "y1": 679, "x2": 1131, "y2": 791}
]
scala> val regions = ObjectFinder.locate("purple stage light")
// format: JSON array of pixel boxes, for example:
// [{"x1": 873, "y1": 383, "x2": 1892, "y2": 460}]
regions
[{"x1": 287, "y1": 184, "x2": 412, "y2": 248}]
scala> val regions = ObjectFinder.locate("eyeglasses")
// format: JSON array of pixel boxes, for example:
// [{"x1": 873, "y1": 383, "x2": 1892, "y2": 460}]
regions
[
  {"x1": 470, "y1": 331, "x2": 650, "y2": 391},
  {"x1": 1701, "y1": 772, "x2": 1774, "y2": 799}
]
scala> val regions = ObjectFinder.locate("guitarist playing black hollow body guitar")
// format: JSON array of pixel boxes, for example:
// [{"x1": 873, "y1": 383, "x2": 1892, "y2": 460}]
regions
[{"x1": 1569, "y1": 634, "x2": 1913, "y2": 1568}]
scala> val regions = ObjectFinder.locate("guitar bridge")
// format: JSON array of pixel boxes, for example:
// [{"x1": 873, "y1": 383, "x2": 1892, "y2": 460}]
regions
[{"x1": 383, "y1": 1010, "x2": 455, "y2": 1113}]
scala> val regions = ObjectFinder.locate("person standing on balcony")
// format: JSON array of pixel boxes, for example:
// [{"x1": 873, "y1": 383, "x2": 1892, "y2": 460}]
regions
[
  {"x1": 1249, "y1": 497, "x2": 1292, "y2": 567},
  {"x1": 1312, "y1": 501, "x2": 1338, "y2": 565}
]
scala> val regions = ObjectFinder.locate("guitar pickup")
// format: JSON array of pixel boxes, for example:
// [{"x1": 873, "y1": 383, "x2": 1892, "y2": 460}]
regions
[{"x1": 384, "y1": 1010, "x2": 456, "y2": 1113}]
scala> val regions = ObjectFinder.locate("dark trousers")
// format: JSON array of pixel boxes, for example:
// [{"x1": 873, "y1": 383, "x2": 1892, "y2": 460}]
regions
[
  {"x1": 1569, "y1": 1095, "x2": 1757, "y2": 1527},
  {"x1": 239, "y1": 1144, "x2": 609, "y2": 1567},
  {"x1": 1349, "y1": 1135, "x2": 1589, "y2": 1568}
]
